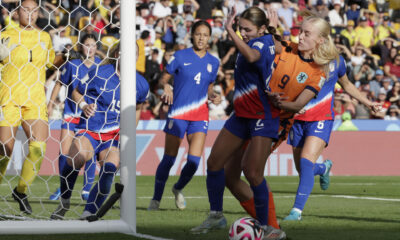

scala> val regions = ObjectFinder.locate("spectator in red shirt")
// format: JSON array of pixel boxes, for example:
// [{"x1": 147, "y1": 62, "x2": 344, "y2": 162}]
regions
[{"x1": 384, "y1": 54, "x2": 400, "y2": 82}]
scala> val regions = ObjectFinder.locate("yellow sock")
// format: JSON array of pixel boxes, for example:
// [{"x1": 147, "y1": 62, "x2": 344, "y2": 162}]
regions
[
  {"x1": 0, "y1": 155, "x2": 11, "y2": 184},
  {"x1": 17, "y1": 141, "x2": 46, "y2": 194}
]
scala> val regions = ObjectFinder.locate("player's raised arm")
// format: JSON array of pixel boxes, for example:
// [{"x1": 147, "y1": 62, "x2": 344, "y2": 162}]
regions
[{"x1": 225, "y1": 6, "x2": 261, "y2": 63}]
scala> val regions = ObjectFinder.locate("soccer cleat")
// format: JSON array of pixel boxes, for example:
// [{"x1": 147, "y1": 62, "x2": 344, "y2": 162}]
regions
[
  {"x1": 283, "y1": 209, "x2": 302, "y2": 221},
  {"x1": 50, "y1": 198, "x2": 70, "y2": 220},
  {"x1": 81, "y1": 190, "x2": 90, "y2": 201},
  {"x1": 147, "y1": 199, "x2": 160, "y2": 211},
  {"x1": 172, "y1": 186, "x2": 186, "y2": 210},
  {"x1": 49, "y1": 188, "x2": 61, "y2": 201},
  {"x1": 263, "y1": 225, "x2": 287, "y2": 240},
  {"x1": 320, "y1": 159, "x2": 333, "y2": 190},
  {"x1": 79, "y1": 210, "x2": 95, "y2": 220},
  {"x1": 12, "y1": 187, "x2": 32, "y2": 215},
  {"x1": 190, "y1": 212, "x2": 227, "y2": 234}
]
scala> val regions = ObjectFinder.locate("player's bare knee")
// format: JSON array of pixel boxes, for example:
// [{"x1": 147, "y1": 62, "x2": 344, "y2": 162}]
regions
[
  {"x1": 67, "y1": 154, "x2": 85, "y2": 169},
  {"x1": 243, "y1": 167, "x2": 263, "y2": 186}
]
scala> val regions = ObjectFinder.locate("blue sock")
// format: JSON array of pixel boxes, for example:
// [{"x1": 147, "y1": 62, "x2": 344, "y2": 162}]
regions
[
  {"x1": 314, "y1": 163, "x2": 326, "y2": 176},
  {"x1": 84, "y1": 162, "x2": 117, "y2": 214},
  {"x1": 174, "y1": 155, "x2": 200, "y2": 190},
  {"x1": 251, "y1": 178, "x2": 269, "y2": 225},
  {"x1": 60, "y1": 162, "x2": 79, "y2": 199},
  {"x1": 152, "y1": 154, "x2": 176, "y2": 201},
  {"x1": 58, "y1": 154, "x2": 67, "y2": 185},
  {"x1": 83, "y1": 157, "x2": 96, "y2": 192},
  {"x1": 294, "y1": 158, "x2": 315, "y2": 211},
  {"x1": 207, "y1": 169, "x2": 225, "y2": 212}
]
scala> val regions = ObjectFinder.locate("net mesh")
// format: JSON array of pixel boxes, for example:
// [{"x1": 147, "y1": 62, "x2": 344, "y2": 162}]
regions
[{"x1": 0, "y1": 0, "x2": 121, "y2": 220}]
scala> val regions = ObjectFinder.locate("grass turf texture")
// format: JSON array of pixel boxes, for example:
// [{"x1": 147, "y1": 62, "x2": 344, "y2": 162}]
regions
[{"x1": 0, "y1": 176, "x2": 399, "y2": 240}]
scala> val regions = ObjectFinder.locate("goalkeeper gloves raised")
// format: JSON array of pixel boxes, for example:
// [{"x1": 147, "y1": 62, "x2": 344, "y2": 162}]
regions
[{"x1": 0, "y1": 37, "x2": 17, "y2": 61}]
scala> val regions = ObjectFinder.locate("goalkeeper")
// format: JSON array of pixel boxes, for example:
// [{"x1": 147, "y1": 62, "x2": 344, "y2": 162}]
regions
[{"x1": 0, "y1": 0, "x2": 59, "y2": 215}]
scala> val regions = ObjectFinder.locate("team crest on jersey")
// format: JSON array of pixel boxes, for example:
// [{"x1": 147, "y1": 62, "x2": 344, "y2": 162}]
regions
[
  {"x1": 207, "y1": 64, "x2": 212, "y2": 73},
  {"x1": 296, "y1": 72, "x2": 308, "y2": 83},
  {"x1": 252, "y1": 41, "x2": 264, "y2": 49},
  {"x1": 81, "y1": 74, "x2": 89, "y2": 84},
  {"x1": 319, "y1": 76, "x2": 326, "y2": 88},
  {"x1": 40, "y1": 42, "x2": 46, "y2": 50}
]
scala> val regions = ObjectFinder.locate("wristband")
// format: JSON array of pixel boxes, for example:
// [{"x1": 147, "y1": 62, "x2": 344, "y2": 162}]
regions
[{"x1": 79, "y1": 101, "x2": 88, "y2": 110}]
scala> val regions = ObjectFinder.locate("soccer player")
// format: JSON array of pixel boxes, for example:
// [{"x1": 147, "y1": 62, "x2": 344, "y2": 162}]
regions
[
  {"x1": 0, "y1": 0, "x2": 55, "y2": 214},
  {"x1": 223, "y1": 13, "x2": 349, "y2": 228},
  {"x1": 191, "y1": 7, "x2": 290, "y2": 238},
  {"x1": 282, "y1": 55, "x2": 381, "y2": 221},
  {"x1": 50, "y1": 43, "x2": 121, "y2": 219},
  {"x1": 148, "y1": 20, "x2": 220, "y2": 211},
  {"x1": 48, "y1": 34, "x2": 102, "y2": 201}
]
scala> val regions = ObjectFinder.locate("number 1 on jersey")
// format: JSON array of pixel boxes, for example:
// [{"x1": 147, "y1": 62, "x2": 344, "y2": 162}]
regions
[{"x1": 194, "y1": 72, "x2": 201, "y2": 84}]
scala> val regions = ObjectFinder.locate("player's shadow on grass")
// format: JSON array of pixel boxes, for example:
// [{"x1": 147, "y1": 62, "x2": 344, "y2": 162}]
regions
[{"x1": 307, "y1": 213, "x2": 400, "y2": 224}]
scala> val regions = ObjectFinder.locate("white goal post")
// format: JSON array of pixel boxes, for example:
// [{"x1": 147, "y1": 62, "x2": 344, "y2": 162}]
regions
[{"x1": 0, "y1": 0, "x2": 137, "y2": 235}]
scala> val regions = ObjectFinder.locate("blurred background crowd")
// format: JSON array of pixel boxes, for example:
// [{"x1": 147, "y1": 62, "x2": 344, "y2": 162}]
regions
[{"x1": 1, "y1": 0, "x2": 399, "y2": 121}]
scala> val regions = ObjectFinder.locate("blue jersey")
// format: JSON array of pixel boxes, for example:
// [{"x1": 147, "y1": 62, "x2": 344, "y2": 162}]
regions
[
  {"x1": 136, "y1": 71, "x2": 149, "y2": 104},
  {"x1": 60, "y1": 57, "x2": 101, "y2": 122},
  {"x1": 166, "y1": 48, "x2": 219, "y2": 121},
  {"x1": 233, "y1": 35, "x2": 277, "y2": 119},
  {"x1": 295, "y1": 56, "x2": 346, "y2": 121},
  {"x1": 75, "y1": 64, "x2": 120, "y2": 136}
]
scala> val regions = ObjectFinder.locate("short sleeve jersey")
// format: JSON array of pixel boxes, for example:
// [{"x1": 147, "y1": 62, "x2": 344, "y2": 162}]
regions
[
  {"x1": 233, "y1": 35, "x2": 278, "y2": 119},
  {"x1": 0, "y1": 27, "x2": 55, "y2": 106},
  {"x1": 60, "y1": 57, "x2": 102, "y2": 120},
  {"x1": 75, "y1": 64, "x2": 120, "y2": 133},
  {"x1": 268, "y1": 42, "x2": 326, "y2": 119},
  {"x1": 295, "y1": 55, "x2": 346, "y2": 121},
  {"x1": 166, "y1": 48, "x2": 219, "y2": 121},
  {"x1": 136, "y1": 72, "x2": 150, "y2": 104}
]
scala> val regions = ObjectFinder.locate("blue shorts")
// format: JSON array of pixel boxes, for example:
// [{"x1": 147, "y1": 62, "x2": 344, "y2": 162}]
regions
[
  {"x1": 287, "y1": 120, "x2": 333, "y2": 148},
  {"x1": 224, "y1": 112, "x2": 279, "y2": 140},
  {"x1": 163, "y1": 118, "x2": 208, "y2": 139},
  {"x1": 76, "y1": 132, "x2": 120, "y2": 156}
]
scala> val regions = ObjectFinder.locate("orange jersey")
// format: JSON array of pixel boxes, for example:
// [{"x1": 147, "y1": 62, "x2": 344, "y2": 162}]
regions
[{"x1": 267, "y1": 42, "x2": 326, "y2": 119}]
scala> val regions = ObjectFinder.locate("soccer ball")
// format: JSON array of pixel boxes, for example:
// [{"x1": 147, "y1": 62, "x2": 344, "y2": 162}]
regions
[{"x1": 229, "y1": 217, "x2": 264, "y2": 240}]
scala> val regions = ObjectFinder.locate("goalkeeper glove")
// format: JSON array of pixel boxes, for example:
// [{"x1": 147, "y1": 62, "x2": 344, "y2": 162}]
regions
[{"x1": 0, "y1": 37, "x2": 17, "y2": 61}]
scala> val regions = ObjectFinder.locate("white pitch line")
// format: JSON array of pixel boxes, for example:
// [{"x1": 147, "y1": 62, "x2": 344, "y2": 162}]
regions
[
  {"x1": 133, "y1": 232, "x2": 173, "y2": 240},
  {"x1": 329, "y1": 195, "x2": 400, "y2": 202},
  {"x1": 138, "y1": 195, "x2": 400, "y2": 202}
]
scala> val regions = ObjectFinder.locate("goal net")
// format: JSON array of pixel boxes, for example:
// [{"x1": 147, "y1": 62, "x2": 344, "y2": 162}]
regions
[{"x1": 0, "y1": 0, "x2": 136, "y2": 235}]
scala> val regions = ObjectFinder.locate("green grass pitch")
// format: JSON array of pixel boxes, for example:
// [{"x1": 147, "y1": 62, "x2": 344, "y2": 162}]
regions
[{"x1": 1, "y1": 175, "x2": 399, "y2": 240}]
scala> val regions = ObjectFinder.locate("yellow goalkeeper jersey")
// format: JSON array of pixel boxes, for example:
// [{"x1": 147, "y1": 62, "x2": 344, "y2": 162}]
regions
[{"x1": 0, "y1": 27, "x2": 55, "y2": 106}]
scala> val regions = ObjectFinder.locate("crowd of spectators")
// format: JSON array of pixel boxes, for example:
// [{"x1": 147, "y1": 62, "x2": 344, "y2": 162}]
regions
[
  {"x1": 135, "y1": 0, "x2": 400, "y2": 121},
  {"x1": 1, "y1": 0, "x2": 399, "y2": 121}
]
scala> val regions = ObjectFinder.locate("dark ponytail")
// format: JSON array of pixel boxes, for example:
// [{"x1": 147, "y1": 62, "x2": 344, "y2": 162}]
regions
[{"x1": 266, "y1": 25, "x2": 292, "y2": 52}]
